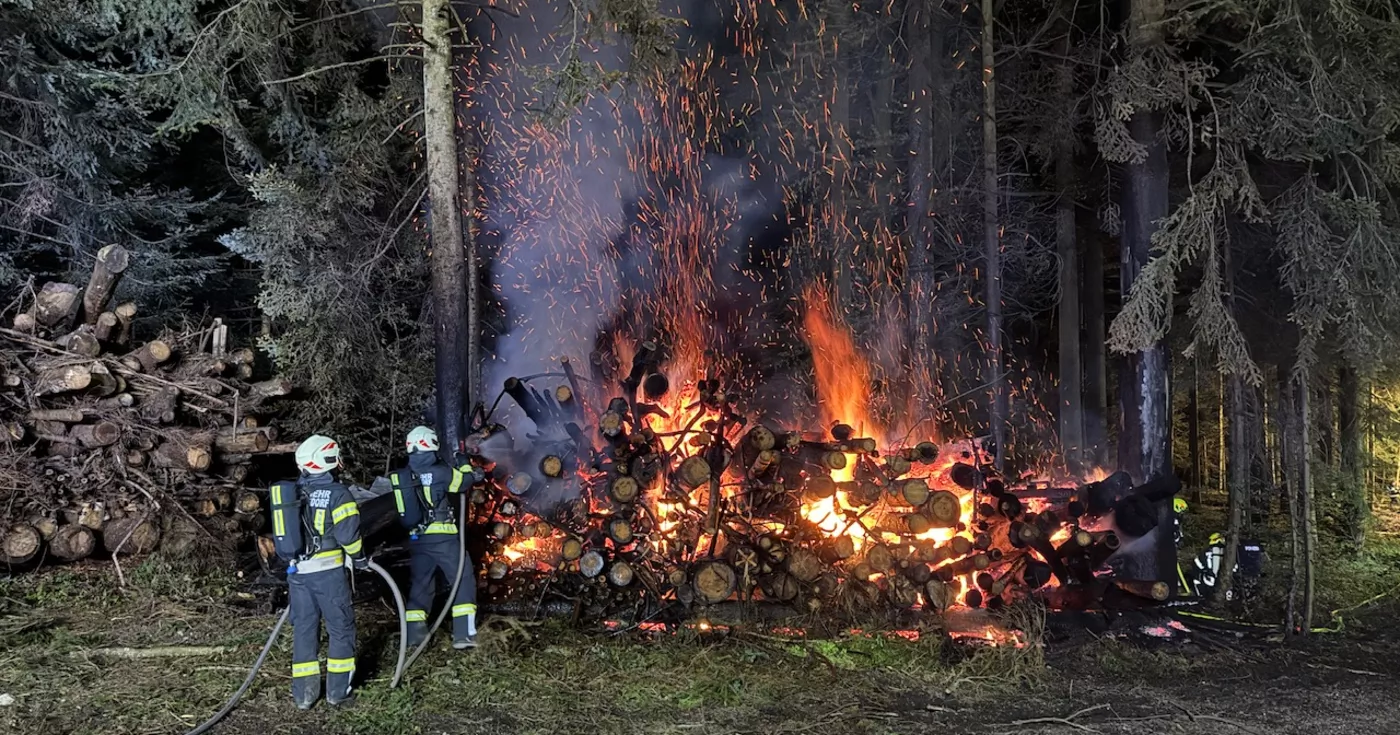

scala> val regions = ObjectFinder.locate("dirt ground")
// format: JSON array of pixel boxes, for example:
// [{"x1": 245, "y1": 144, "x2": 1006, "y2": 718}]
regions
[{"x1": 2, "y1": 556, "x2": 1397, "y2": 735}]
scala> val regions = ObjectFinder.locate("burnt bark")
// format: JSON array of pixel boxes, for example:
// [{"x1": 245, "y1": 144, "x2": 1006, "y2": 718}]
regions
[{"x1": 1118, "y1": 0, "x2": 1171, "y2": 482}]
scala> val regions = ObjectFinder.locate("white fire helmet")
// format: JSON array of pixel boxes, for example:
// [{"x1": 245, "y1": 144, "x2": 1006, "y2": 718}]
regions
[
  {"x1": 406, "y1": 425, "x2": 439, "y2": 454},
  {"x1": 295, "y1": 434, "x2": 341, "y2": 474}
]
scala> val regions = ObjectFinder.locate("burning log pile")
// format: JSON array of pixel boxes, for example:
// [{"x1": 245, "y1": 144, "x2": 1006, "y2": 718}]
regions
[
  {"x1": 0, "y1": 246, "x2": 293, "y2": 570},
  {"x1": 463, "y1": 341, "x2": 1178, "y2": 625}
]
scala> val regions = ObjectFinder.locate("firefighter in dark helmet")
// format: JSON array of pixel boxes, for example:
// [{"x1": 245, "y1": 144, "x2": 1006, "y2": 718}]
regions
[
  {"x1": 392, "y1": 425, "x2": 478, "y2": 649},
  {"x1": 269, "y1": 434, "x2": 366, "y2": 709}
]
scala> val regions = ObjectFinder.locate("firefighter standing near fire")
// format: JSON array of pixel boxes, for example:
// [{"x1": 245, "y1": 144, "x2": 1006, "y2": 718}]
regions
[
  {"x1": 269, "y1": 435, "x2": 366, "y2": 709},
  {"x1": 392, "y1": 426, "x2": 479, "y2": 649}
]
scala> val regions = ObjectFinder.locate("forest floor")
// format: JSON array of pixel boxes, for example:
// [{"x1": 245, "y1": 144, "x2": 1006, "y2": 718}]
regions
[{"x1": 3, "y1": 507, "x2": 1399, "y2": 735}]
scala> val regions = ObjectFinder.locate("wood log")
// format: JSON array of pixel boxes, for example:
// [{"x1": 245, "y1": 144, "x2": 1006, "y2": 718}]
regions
[
  {"x1": 93, "y1": 311, "x2": 119, "y2": 342},
  {"x1": 30, "y1": 408, "x2": 85, "y2": 423},
  {"x1": 12, "y1": 311, "x2": 36, "y2": 333},
  {"x1": 607, "y1": 518, "x2": 634, "y2": 545},
  {"x1": 34, "y1": 282, "x2": 81, "y2": 328},
  {"x1": 35, "y1": 363, "x2": 92, "y2": 395},
  {"x1": 248, "y1": 377, "x2": 292, "y2": 401},
  {"x1": 692, "y1": 560, "x2": 737, "y2": 604},
  {"x1": 579, "y1": 550, "x2": 605, "y2": 578},
  {"x1": 899, "y1": 478, "x2": 931, "y2": 506},
  {"x1": 126, "y1": 340, "x2": 173, "y2": 373},
  {"x1": 104, "y1": 517, "x2": 159, "y2": 555},
  {"x1": 676, "y1": 455, "x2": 711, "y2": 489},
  {"x1": 866, "y1": 544, "x2": 894, "y2": 572},
  {"x1": 927, "y1": 491, "x2": 961, "y2": 526},
  {"x1": 124, "y1": 449, "x2": 148, "y2": 468},
  {"x1": 213, "y1": 428, "x2": 269, "y2": 453},
  {"x1": 24, "y1": 515, "x2": 58, "y2": 542},
  {"x1": 2, "y1": 524, "x2": 42, "y2": 565},
  {"x1": 785, "y1": 548, "x2": 824, "y2": 582},
  {"x1": 3, "y1": 421, "x2": 25, "y2": 441},
  {"x1": 139, "y1": 387, "x2": 179, "y2": 424},
  {"x1": 176, "y1": 353, "x2": 227, "y2": 378},
  {"x1": 561, "y1": 537, "x2": 584, "y2": 561},
  {"x1": 227, "y1": 347, "x2": 256, "y2": 366},
  {"x1": 113, "y1": 301, "x2": 136, "y2": 344},
  {"x1": 62, "y1": 502, "x2": 106, "y2": 532},
  {"x1": 607, "y1": 560, "x2": 634, "y2": 587},
  {"x1": 161, "y1": 515, "x2": 205, "y2": 558},
  {"x1": 222, "y1": 464, "x2": 250, "y2": 484},
  {"x1": 186, "y1": 499, "x2": 218, "y2": 518},
  {"x1": 97, "y1": 392, "x2": 136, "y2": 409},
  {"x1": 70, "y1": 421, "x2": 121, "y2": 448},
  {"x1": 760, "y1": 572, "x2": 800, "y2": 601},
  {"x1": 152, "y1": 435, "x2": 213, "y2": 472},
  {"x1": 57, "y1": 327, "x2": 102, "y2": 357},
  {"x1": 51, "y1": 525, "x2": 96, "y2": 562},
  {"x1": 80, "y1": 244, "x2": 130, "y2": 322},
  {"x1": 609, "y1": 476, "x2": 639, "y2": 503},
  {"x1": 86, "y1": 363, "x2": 119, "y2": 397}
]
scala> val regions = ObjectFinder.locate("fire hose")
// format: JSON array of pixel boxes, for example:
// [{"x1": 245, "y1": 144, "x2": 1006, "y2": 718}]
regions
[{"x1": 181, "y1": 559, "x2": 406, "y2": 735}]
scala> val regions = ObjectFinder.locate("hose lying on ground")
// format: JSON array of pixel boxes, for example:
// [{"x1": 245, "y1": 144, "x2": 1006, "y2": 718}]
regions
[
  {"x1": 181, "y1": 607, "x2": 289, "y2": 735},
  {"x1": 182, "y1": 559, "x2": 407, "y2": 735},
  {"x1": 398, "y1": 492, "x2": 469, "y2": 681}
]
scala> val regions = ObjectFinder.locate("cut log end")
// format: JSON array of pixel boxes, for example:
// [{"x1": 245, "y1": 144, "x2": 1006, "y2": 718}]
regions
[
  {"x1": 51, "y1": 525, "x2": 97, "y2": 562},
  {"x1": 104, "y1": 517, "x2": 160, "y2": 555},
  {"x1": 2, "y1": 524, "x2": 42, "y2": 565}
]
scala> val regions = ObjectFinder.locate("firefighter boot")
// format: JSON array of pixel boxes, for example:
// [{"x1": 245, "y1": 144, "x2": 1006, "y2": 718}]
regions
[
  {"x1": 406, "y1": 620, "x2": 428, "y2": 649},
  {"x1": 452, "y1": 603, "x2": 478, "y2": 649}
]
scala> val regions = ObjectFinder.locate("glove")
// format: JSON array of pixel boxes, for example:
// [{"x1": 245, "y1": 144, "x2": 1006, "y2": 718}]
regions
[{"x1": 352, "y1": 556, "x2": 371, "y2": 571}]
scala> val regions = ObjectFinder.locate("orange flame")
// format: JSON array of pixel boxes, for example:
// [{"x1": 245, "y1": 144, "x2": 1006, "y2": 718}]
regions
[{"x1": 802, "y1": 286, "x2": 879, "y2": 440}]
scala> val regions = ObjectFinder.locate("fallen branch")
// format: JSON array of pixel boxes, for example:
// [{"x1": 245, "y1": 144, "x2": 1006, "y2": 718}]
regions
[
  {"x1": 1002, "y1": 704, "x2": 1109, "y2": 734},
  {"x1": 79, "y1": 645, "x2": 232, "y2": 659}
]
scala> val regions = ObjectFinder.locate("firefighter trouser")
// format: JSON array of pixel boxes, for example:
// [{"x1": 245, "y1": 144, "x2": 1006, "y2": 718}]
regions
[
  {"x1": 289, "y1": 567, "x2": 356, "y2": 704},
  {"x1": 405, "y1": 536, "x2": 477, "y2": 640}
]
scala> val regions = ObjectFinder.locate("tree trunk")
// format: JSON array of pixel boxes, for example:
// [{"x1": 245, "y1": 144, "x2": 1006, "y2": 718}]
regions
[
  {"x1": 1188, "y1": 355, "x2": 1202, "y2": 501},
  {"x1": 1082, "y1": 236, "x2": 1108, "y2": 467},
  {"x1": 1120, "y1": 0, "x2": 1171, "y2": 483},
  {"x1": 1339, "y1": 364, "x2": 1365, "y2": 548},
  {"x1": 903, "y1": 1, "x2": 945, "y2": 395},
  {"x1": 1213, "y1": 230, "x2": 1243, "y2": 606},
  {"x1": 826, "y1": 2, "x2": 853, "y2": 318},
  {"x1": 981, "y1": 0, "x2": 1006, "y2": 472},
  {"x1": 1299, "y1": 371, "x2": 1317, "y2": 633},
  {"x1": 1214, "y1": 372, "x2": 1248, "y2": 606},
  {"x1": 1054, "y1": 5, "x2": 1083, "y2": 472},
  {"x1": 82, "y1": 244, "x2": 130, "y2": 324},
  {"x1": 424, "y1": 0, "x2": 471, "y2": 452}
]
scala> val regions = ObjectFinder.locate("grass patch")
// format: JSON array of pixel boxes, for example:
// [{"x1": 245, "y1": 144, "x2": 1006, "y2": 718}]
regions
[{"x1": 1, "y1": 564, "x2": 1058, "y2": 735}]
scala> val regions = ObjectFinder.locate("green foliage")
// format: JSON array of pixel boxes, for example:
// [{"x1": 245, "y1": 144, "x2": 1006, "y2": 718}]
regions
[
  {"x1": 1102, "y1": 0, "x2": 1400, "y2": 385},
  {"x1": 0, "y1": 0, "x2": 224, "y2": 311},
  {"x1": 119, "y1": 0, "x2": 434, "y2": 463}
]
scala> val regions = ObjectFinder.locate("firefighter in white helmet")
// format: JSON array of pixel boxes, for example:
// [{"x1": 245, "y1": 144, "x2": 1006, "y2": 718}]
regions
[
  {"x1": 390, "y1": 425, "x2": 479, "y2": 648},
  {"x1": 268, "y1": 434, "x2": 366, "y2": 709}
]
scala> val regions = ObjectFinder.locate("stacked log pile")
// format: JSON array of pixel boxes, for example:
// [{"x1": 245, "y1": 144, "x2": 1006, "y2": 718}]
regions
[
  {"x1": 459, "y1": 346, "x2": 1178, "y2": 625},
  {"x1": 0, "y1": 245, "x2": 293, "y2": 569}
]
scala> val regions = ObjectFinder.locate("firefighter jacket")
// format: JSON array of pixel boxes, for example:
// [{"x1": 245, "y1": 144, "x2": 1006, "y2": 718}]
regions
[
  {"x1": 270, "y1": 472, "x2": 364, "y2": 573},
  {"x1": 390, "y1": 451, "x2": 469, "y2": 537}
]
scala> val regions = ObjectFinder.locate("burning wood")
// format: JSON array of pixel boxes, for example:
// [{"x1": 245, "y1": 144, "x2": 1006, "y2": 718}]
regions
[{"x1": 465, "y1": 336, "x2": 1180, "y2": 625}]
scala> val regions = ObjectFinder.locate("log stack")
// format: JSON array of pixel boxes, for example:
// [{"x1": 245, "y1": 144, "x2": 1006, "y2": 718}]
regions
[
  {"x1": 458, "y1": 348, "x2": 1178, "y2": 626},
  {"x1": 0, "y1": 246, "x2": 293, "y2": 570}
]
